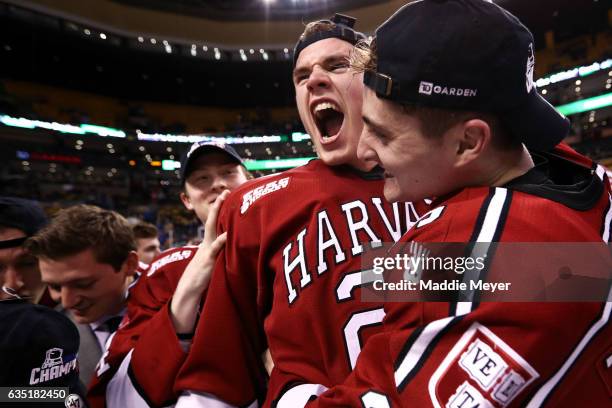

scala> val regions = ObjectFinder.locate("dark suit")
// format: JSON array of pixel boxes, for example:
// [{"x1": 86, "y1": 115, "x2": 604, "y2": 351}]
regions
[{"x1": 57, "y1": 308, "x2": 104, "y2": 388}]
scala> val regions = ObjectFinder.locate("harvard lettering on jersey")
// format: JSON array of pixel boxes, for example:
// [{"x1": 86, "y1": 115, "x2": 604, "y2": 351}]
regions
[
  {"x1": 174, "y1": 159, "x2": 427, "y2": 407},
  {"x1": 309, "y1": 146, "x2": 612, "y2": 407},
  {"x1": 87, "y1": 246, "x2": 198, "y2": 408}
]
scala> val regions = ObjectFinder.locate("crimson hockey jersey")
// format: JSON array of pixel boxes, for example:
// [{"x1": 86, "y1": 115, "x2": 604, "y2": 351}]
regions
[
  {"x1": 174, "y1": 159, "x2": 426, "y2": 407},
  {"x1": 309, "y1": 147, "x2": 612, "y2": 407},
  {"x1": 87, "y1": 246, "x2": 199, "y2": 408}
]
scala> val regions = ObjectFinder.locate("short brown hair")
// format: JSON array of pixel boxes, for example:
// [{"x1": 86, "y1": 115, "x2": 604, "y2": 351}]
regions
[
  {"x1": 131, "y1": 222, "x2": 158, "y2": 240},
  {"x1": 26, "y1": 204, "x2": 135, "y2": 271},
  {"x1": 351, "y1": 38, "x2": 518, "y2": 150}
]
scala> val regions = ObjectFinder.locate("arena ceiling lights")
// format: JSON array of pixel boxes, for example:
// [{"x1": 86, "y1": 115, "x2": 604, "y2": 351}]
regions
[
  {"x1": 243, "y1": 157, "x2": 316, "y2": 171},
  {"x1": 0, "y1": 115, "x2": 126, "y2": 137},
  {"x1": 0, "y1": 3, "x2": 290, "y2": 63},
  {"x1": 136, "y1": 131, "x2": 288, "y2": 144},
  {"x1": 110, "y1": 0, "x2": 383, "y2": 21},
  {"x1": 4, "y1": 86, "x2": 612, "y2": 145},
  {"x1": 556, "y1": 92, "x2": 612, "y2": 116},
  {"x1": 0, "y1": 114, "x2": 298, "y2": 144},
  {"x1": 536, "y1": 59, "x2": 612, "y2": 88}
]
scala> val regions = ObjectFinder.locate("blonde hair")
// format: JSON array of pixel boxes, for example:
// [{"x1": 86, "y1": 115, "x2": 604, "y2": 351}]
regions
[
  {"x1": 299, "y1": 20, "x2": 336, "y2": 41},
  {"x1": 349, "y1": 37, "x2": 377, "y2": 74}
]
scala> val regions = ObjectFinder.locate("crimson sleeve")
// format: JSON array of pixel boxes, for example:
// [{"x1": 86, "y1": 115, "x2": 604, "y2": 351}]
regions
[
  {"x1": 128, "y1": 301, "x2": 188, "y2": 406},
  {"x1": 310, "y1": 301, "x2": 612, "y2": 408},
  {"x1": 88, "y1": 249, "x2": 195, "y2": 408},
  {"x1": 174, "y1": 194, "x2": 270, "y2": 406}
]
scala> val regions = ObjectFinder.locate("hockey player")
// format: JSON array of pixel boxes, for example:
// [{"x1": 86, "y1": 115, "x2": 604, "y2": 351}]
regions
[
  {"x1": 307, "y1": 1, "x2": 612, "y2": 406},
  {"x1": 87, "y1": 141, "x2": 250, "y2": 407},
  {"x1": 173, "y1": 14, "x2": 425, "y2": 408}
]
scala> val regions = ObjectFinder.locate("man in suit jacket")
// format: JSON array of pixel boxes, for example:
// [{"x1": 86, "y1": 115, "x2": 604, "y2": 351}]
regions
[
  {"x1": 26, "y1": 204, "x2": 138, "y2": 387},
  {"x1": 58, "y1": 306, "x2": 124, "y2": 386}
]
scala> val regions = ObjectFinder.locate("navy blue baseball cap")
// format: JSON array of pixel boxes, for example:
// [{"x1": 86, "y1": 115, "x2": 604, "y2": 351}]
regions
[
  {"x1": 0, "y1": 299, "x2": 87, "y2": 407},
  {"x1": 293, "y1": 13, "x2": 366, "y2": 67},
  {"x1": 180, "y1": 141, "x2": 244, "y2": 185},
  {"x1": 363, "y1": 0, "x2": 570, "y2": 151},
  {"x1": 0, "y1": 197, "x2": 47, "y2": 249}
]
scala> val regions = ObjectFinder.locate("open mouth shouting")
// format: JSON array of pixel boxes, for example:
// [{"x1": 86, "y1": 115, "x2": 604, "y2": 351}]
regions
[{"x1": 311, "y1": 100, "x2": 345, "y2": 145}]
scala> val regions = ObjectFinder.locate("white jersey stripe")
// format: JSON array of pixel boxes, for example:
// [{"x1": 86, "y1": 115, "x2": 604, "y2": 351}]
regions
[
  {"x1": 475, "y1": 187, "x2": 508, "y2": 242},
  {"x1": 106, "y1": 350, "x2": 151, "y2": 408},
  {"x1": 603, "y1": 196, "x2": 612, "y2": 243},
  {"x1": 394, "y1": 316, "x2": 455, "y2": 387},
  {"x1": 176, "y1": 391, "x2": 258, "y2": 408},
  {"x1": 395, "y1": 189, "x2": 511, "y2": 390},
  {"x1": 454, "y1": 301, "x2": 474, "y2": 317},
  {"x1": 459, "y1": 188, "x2": 509, "y2": 309},
  {"x1": 525, "y1": 287, "x2": 612, "y2": 407},
  {"x1": 275, "y1": 383, "x2": 329, "y2": 408},
  {"x1": 595, "y1": 165, "x2": 606, "y2": 181}
]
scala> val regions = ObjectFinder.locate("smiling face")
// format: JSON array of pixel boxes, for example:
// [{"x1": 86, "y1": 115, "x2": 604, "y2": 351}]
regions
[
  {"x1": 40, "y1": 248, "x2": 135, "y2": 323},
  {"x1": 180, "y1": 152, "x2": 249, "y2": 223},
  {"x1": 358, "y1": 87, "x2": 459, "y2": 203},
  {"x1": 293, "y1": 38, "x2": 369, "y2": 170}
]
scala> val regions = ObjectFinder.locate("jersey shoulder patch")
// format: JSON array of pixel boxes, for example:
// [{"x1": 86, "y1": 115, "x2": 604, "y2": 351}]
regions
[
  {"x1": 147, "y1": 247, "x2": 195, "y2": 277},
  {"x1": 240, "y1": 176, "x2": 291, "y2": 214},
  {"x1": 429, "y1": 322, "x2": 539, "y2": 408}
]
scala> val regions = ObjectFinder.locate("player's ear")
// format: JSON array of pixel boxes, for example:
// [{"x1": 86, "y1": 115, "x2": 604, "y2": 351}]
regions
[
  {"x1": 180, "y1": 190, "x2": 194, "y2": 211},
  {"x1": 121, "y1": 251, "x2": 139, "y2": 277},
  {"x1": 454, "y1": 118, "x2": 490, "y2": 167}
]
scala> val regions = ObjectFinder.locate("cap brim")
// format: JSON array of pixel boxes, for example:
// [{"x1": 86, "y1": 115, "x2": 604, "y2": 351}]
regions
[
  {"x1": 180, "y1": 145, "x2": 243, "y2": 185},
  {"x1": 503, "y1": 91, "x2": 570, "y2": 151}
]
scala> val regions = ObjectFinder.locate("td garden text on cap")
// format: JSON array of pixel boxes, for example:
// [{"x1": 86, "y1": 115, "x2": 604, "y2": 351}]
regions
[{"x1": 364, "y1": 0, "x2": 569, "y2": 151}]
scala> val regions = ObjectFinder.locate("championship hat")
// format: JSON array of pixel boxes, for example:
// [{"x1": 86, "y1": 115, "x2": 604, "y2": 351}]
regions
[
  {"x1": 0, "y1": 299, "x2": 86, "y2": 407},
  {"x1": 363, "y1": 0, "x2": 570, "y2": 151}
]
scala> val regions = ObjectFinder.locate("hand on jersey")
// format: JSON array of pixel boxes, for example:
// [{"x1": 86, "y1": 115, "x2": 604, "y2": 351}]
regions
[
  {"x1": 182, "y1": 189, "x2": 230, "y2": 293},
  {"x1": 170, "y1": 189, "x2": 230, "y2": 335}
]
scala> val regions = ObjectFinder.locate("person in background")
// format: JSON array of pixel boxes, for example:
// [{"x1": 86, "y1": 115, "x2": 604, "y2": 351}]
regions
[
  {"x1": 131, "y1": 221, "x2": 161, "y2": 266},
  {"x1": 0, "y1": 197, "x2": 87, "y2": 407},
  {"x1": 0, "y1": 196, "x2": 47, "y2": 303},
  {"x1": 87, "y1": 141, "x2": 251, "y2": 407},
  {"x1": 26, "y1": 204, "x2": 139, "y2": 388}
]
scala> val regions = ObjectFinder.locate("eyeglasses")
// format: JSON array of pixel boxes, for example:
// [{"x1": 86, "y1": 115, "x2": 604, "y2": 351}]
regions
[{"x1": 1, "y1": 285, "x2": 23, "y2": 300}]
